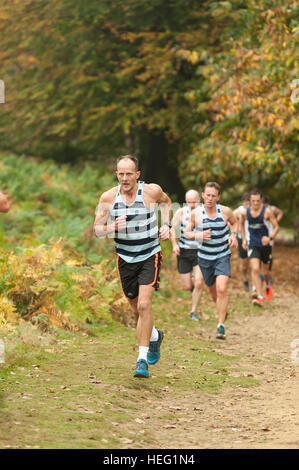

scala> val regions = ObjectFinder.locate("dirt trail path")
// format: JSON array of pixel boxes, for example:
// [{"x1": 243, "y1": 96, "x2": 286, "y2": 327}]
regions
[
  {"x1": 151, "y1": 290, "x2": 298, "y2": 449},
  {"x1": 149, "y1": 245, "x2": 299, "y2": 449},
  {"x1": 0, "y1": 245, "x2": 298, "y2": 449}
]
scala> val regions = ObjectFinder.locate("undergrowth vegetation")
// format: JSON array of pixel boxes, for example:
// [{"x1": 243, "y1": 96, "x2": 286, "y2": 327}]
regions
[{"x1": 0, "y1": 153, "x2": 133, "y2": 331}]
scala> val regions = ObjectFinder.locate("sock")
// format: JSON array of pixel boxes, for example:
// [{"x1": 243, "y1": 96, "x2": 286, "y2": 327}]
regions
[
  {"x1": 217, "y1": 323, "x2": 224, "y2": 328},
  {"x1": 150, "y1": 327, "x2": 159, "y2": 342},
  {"x1": 252, "y1": 285, "x2": 256, "y2": 292},
  {"x1": 257, "y1": 295, "x2": 263, "y2": 300},
  {"x1": 243, "y1": 275, "x2": 248, "y2": 282},
  {"x1": 137, "y1": 346, "x2": 149, "y2": 362}
]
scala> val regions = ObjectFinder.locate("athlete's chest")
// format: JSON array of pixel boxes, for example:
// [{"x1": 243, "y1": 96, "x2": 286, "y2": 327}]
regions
[
  {"x1": 249, "y1": 208, "x2": 264, "y2": 220},
  {"x1": 202, "y1": 206, "x2": 227, "y2": 223}
]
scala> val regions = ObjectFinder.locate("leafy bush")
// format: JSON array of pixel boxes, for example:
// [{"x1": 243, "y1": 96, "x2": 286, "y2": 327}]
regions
[{"x1": 0, "y1": 241, "x2": 131, "y2": 331}]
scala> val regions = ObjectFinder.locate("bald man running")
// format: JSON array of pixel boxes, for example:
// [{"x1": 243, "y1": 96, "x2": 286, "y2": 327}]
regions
[
  {"x1": 93, "y1": 155, "x2": 172, "y2": 379},
  {"x1": 170, "y1": 190, "x2": 203, "y2": 321}
]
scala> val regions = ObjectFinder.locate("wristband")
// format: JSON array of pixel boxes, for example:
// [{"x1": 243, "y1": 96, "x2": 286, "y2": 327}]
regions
[
  {"x1": 163, "y1": 222, "x2": 172, "y2": 228},
  {"x1": 232, "y1": 232, "x2": 238, "y2": 237}
]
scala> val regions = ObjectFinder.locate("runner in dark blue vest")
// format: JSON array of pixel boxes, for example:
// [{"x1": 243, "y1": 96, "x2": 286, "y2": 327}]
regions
[
  {"x1": 241, "y1": 189, "x2": 279, "y2": 307},
  {"x1": 94, "y1": 156, "x2": 172, "y2": 379},
  {"x1": 185, "y1": 182, "x2": 238, "y2": 340}
]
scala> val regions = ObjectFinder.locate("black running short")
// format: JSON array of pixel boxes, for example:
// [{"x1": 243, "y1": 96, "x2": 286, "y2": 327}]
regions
[
  {"x1": 177, "y1": 248, "x2": 198, "y2": 274},
  {"x1": 237, "y1": 235, "x2": 248, "y2": 259},
  {"x1": 117, "y1": 252, "x2": 162, "y2": 300},
  {"x1": 247, "y1": 245, "x2": 272, "y2": 265}
]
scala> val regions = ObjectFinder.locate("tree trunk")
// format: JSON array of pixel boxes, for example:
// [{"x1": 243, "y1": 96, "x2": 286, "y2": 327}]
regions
[{"x1": 132, "y1": 128, "x2": 186, "y2": 202}]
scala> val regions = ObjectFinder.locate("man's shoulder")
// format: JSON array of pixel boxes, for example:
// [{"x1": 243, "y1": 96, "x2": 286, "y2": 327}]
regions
[
  {"x1": 172, "y1": 206, "x2": 184, "y2": 218},
  {"x1": 143, "y1": 182, "x2": 162, "y2": 193},
  {"x1": 219, "y1": 204, "x2": 231, "y2": 213},
  {"x1": 99, "y1": 186, "x2": 118, "y2": 204},
  {"x1": 191, "y1": 205, "x2": 202, "y2": 220},
  {"x1": 143, "y1": 182, "x2": 163, "y2": 200},
  {"x1": 264, "y1": 206, "x2": 273, "y2": 219}
]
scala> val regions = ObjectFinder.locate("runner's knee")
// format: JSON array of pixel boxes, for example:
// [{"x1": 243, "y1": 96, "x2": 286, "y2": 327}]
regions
[
  {"x1": 216, "y1": 284, "x2": 227, "y2": 297},
  {"x1": 137, "y1": 299, "x2": 152, "y2": 315},
  {"x1": 194, "y1": 279, "x2": 203, "y2": 291}
]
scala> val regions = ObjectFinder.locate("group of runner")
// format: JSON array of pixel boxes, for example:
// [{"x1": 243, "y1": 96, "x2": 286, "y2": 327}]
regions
[
  {"x1": 94, "y1": 156, "x2": 282, "y2": 378},
  {"x1": 0, "y1": 157, "x2": 283, "y2": 380}
]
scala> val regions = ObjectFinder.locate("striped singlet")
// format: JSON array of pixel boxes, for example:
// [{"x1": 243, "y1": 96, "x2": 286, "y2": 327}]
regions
[
  {"x1": 247, "y1": 206, "x2": 269, "y2": 247},
  {"x1": 110, "y1": 181, "x2": 161, "y2": 263},
  {"x1": 178, "y1": 205, "x2": 199, "y2": 250},
  {"x1": 236, "y1": 205, "x2": 249, "y2": 241},
  {"x1": 197, "y1": 204, "x2": 231, "y2": 261}
]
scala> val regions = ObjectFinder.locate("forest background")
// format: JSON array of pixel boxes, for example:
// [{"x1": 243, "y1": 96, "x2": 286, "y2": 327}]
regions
[{"x1": 0, "y1": 0, "x2": 298, "y2": 331}]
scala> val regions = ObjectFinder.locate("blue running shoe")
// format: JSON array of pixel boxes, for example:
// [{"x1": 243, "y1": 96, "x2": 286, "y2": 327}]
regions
[
  {"x1": 134, "y1": 359, "x2": 149, "y2": 378},
  {"x1": 216, "y1": 324, "x2": 226, "y2": 340},
  {"x1": 147, "y1": 330, "x2": 164, "y2": 365},
  {"x1": 190, "y1": 312, "x2": 201, "y2": 321}
]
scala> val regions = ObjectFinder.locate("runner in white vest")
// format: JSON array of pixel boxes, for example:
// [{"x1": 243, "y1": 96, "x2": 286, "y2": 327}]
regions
[
  {"x1": 233, "y1": 192, "x2": 250, "y2": 292},
  {"x1": 170, "y1": 190, "x2": 204, "y2": 321}
]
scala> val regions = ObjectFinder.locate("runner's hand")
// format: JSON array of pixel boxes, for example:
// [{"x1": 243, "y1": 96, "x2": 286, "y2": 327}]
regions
[
  {"x1": 172, "y1": 244, "x2": 180, "y2": 256},
  {"x1": 228, "y1": 234, "x2": 238, "y2": 248},
  {"x1": 114, "y1": 215, "x2": 127, "y2": 231},
  {"x1": 159, "y1": 224, "x2": 170, "y2": 241},
  {"x1": 202, "y1": 229, "x2": 211, "y2": 240},
  {"x1": 261, "y1": 235, "x2": 270, "y2": 246}
]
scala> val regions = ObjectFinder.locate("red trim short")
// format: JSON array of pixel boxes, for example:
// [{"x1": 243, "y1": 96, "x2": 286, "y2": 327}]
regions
[{"x1": 117, "y1": 252, "x2": 162, "y2": 300}]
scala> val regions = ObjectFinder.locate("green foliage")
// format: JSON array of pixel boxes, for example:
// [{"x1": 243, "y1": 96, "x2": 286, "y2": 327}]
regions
[
  {"x1": 0, "y1": 152, "x2": 115, "y2": 261},
  {"x1": 0, "y1": 152, "x2": 133, "y2": 329},
  {"x1": 181, "y1": 0, "x2": 298, "y2": 216},
  {"x1": 0, "y1": 241, "x2": 130, "y2": 331},
  {"x1": 0, "y1": 0, "x2": 297, "y2": 218},
  {"x1": 0, "y1": 0, "x2": 205, "y2": 161}
]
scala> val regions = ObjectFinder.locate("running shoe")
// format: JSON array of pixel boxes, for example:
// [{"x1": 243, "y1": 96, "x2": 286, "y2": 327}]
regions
[
  {"x1": 252, "y1": 298, "x2": 264, "y2": 307},
  {"x1": 264, "y1": 284, "x2": 273, "y2": 301},
  {"x1": 216, "y1": 324, "x2": 226, "y2": 340},
  {"x1": 243, "y1": 280, "x2": 250, "y2": 292},
  {"x1": 134, "y1": 359, "x2": 149, "y2": 378},
  {"x1": 251, "y1": 289, "x2": 257, "y2": 299},
  {"x1": 147, "y1": 330, "x2": 164, "y2": 365},
  {"x1": 190, "y1": 312, "x2": 201, "y2": 321}
]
